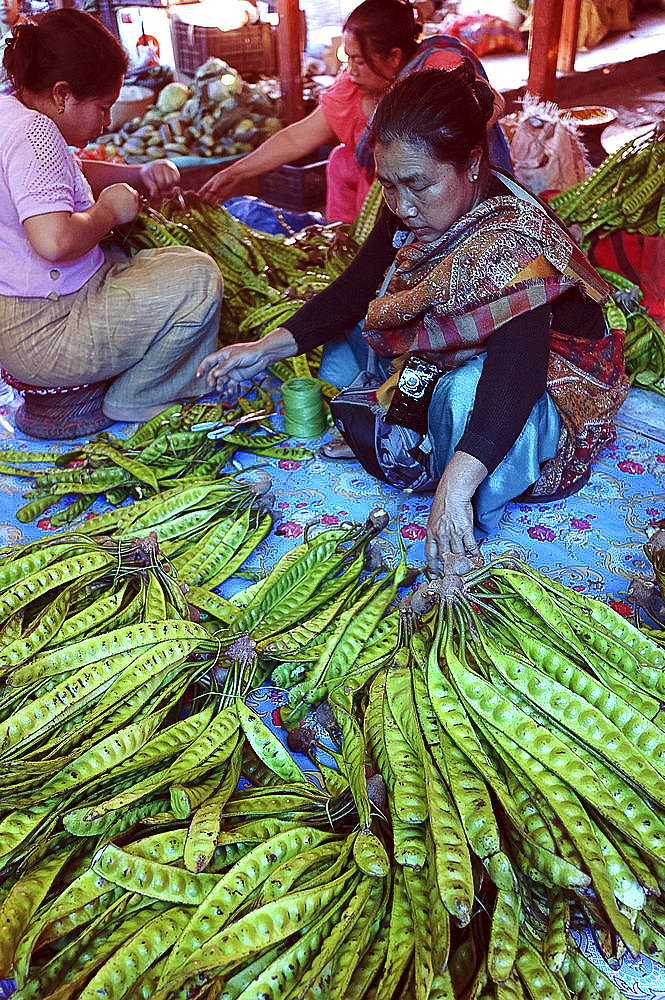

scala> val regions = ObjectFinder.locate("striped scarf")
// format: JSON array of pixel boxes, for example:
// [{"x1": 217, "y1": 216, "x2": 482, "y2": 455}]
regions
[{"x1": 361, "y1": 189, "x2": 609, "y2": 367}]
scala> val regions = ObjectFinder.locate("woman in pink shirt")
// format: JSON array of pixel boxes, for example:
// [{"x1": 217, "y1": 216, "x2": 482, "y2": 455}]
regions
[
  {"x1": 200, "y1": 0, "x2": 510, "y2": 223},
  {"x1": 0, "y1": 8, "x2": 222, "y2": 438}
]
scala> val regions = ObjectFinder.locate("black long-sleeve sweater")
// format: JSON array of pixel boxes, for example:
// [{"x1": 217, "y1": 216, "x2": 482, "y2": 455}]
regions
[{"x1": 284, "y1": 189, "x2": 605, "y2": 474}]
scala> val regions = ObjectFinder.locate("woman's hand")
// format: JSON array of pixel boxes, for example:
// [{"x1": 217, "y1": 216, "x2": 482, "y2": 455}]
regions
[
  {"x1": 139, "y1": 159, "x2": 181, "y2": 198},
  {"x1": 97, "y1": 182, "x2": 140, "y2": 226},
  {"x1": 198, "y1": 107, "x2": 335, "y2": 203},
  {"x1": 196, "y1": 327, "x2": 298, "y2": 391},
  {"x1": 199, "y1": 163, "x2": 244, "y2": 203},
  {"x1": 425, "y1": 451, "x2": 488, "y2": 572}
]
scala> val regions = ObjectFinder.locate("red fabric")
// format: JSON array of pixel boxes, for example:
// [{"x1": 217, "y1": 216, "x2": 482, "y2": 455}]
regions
[
  {"x1": 319, "y1": 73, "x2": 373, "y2": 223},
  {"x1": 529, "y1": 326, "x2": 629, "y2": 499},
  {"x1": 325, "y1": 143, "x2": 373, "y2": 224},
  {"x1": 439, "y1": 13, "x2": 525, "y2": 56},
  {"x1": 588, "y1": 231, "x2": 665, "y2": 320},
  {"x1": 318, "y1": 72, "x2": 367, "y2": 155}
]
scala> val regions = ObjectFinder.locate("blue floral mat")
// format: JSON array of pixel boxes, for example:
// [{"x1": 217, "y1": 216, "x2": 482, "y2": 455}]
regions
[
  {"x1": 1, "y1": 383, "x2": 663, "y2": 602},
  {"x1": 0, "y1": 380, "x2": 664, "y2": 998}
]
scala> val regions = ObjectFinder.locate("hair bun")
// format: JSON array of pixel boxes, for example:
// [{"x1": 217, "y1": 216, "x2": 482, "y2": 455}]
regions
[
  {"x1": 13, "y1": 20, "x2": 39, "y2": 40},
  {"x1": 473, "y1": 77, "x2": 497, "y2": 125},
  {"x1": 456, "y1": 57, "x2": 477, "y2": 88}
]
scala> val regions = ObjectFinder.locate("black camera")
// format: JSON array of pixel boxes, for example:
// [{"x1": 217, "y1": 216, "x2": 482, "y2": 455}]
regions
[{"x1": 386, "y1": 352, "x2": 444, "y2": 434}]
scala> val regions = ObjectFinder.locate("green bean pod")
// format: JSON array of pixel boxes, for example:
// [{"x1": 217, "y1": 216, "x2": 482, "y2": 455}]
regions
[
  {"x1": 161, "y1": 826, "x2": 336, "y2": 985},
  {"x1": 183, "y1": 739, "x2": 243, "y2": 873},
  {"x1": 372, "y1": 863, "x2": 415, "y2": 998}
]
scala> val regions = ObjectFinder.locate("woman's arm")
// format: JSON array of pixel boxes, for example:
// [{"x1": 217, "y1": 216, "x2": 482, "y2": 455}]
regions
[
  {"x1": 426, "y1": 302, "x2": 552, "y2": 566},
  {"x1": 284, "y1": 202, "x2": 398, "y2": 354},
  {"x1": 426, "y1": 451, "x2": 488, "y2": 566},
  {"x1": 81, "y1": 159, "x2": 180, "y2": 199},
  {"x1": 197, "y1": 326, "x2": 298, "y2": 391},
  {"x1": 457, "y1": 304, "x2": 552, "y2": 473},
  {"x1": 199, "y1": 105, "x2": 336, "y2": 201},
  {"x1": 28, "y1": 156, "x2": 184, "y2": 262},
  {"x1": 23, "y1": 183, "x2": 139, "y2": 262},
  {"x1": 197, "y1": 204, "x2": 398, "y2": 389}
]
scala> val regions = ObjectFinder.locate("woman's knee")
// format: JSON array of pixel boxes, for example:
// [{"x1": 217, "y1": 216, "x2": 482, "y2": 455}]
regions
[
  {"x1": 429, "y1": 359, "x2": 483, "y2": 422},
  {"x1": 184, "y1": 249, "x2": 224, "y2": 302},
  {"x1": 139, "y1": 246, "x2": 223, "y2": 305},
  {"x1": 174, "y1": 251, "x2": 223, "y2": 335}
]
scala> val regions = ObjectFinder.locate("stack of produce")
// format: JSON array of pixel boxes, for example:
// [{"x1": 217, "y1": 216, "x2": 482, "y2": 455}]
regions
[
  {"x1": 3, "y1": 754, "x2": 390, "y2": 1000},
  {"x1": 0, "y1": 502, "x2": 405, "y2": 999},
  {"x1": 270, "y1": 553, "x2": 665, "y2": 1000},
  {"x1": 2, "y1": 404, "x2": 664, "y2": 1000},
  {"x1": 549, "y1": 124, "x2": 665, "y2": 246},
  {"x1": 0, "y1": 389, "x2": 313, "y2": 527},
  {"x1": 0, "y1": 242, "x2": 661, "y2": 995},
  {"x1": 3, "y1": 531, "x2": 664, "y2": 997},
  {"x1": 115, "y1": 192, "x2": 356, "y2": 360},
  {"x1": 94, "y1": 58, "x2": 283, "y2": 163}
]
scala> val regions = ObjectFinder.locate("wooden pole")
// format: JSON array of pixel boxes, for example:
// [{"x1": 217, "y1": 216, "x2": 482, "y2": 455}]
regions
[
  {"x1": 275, "y1": 0, "x2": 305, "y2": 124},
  {"x1": 526, "y1": 0, "x2": 565, "y2": 101},
  {"x1": 557, "y1": 0, "x2": 582, "y2": 73}
]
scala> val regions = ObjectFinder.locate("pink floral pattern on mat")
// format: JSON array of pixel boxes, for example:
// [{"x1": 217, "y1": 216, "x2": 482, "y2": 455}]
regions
[{"x1": 0, "y1": 384, "x2": 664, "y2": 998}]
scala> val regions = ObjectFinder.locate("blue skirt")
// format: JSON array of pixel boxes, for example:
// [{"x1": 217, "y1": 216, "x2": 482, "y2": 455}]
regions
[{"x1": 320, "y1": 326, "x2": 561, "y2": 538}]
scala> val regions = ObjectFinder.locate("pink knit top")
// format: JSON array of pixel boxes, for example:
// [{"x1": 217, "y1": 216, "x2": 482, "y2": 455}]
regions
[{"x1": 0, "y1": 94, "x2": 104, "y2": 298}]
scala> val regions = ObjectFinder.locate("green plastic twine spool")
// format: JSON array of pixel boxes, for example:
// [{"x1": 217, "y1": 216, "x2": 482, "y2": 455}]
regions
[{"x1": 282, "y1": 377, "x2": 326, "y2": 440}]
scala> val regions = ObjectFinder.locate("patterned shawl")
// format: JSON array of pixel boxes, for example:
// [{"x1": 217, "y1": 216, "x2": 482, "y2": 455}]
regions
[
  {"x1": 361, "y1": 190, "x2": 609, "y2": 367},
  {"x1": 361, "y1": 179, "x2": 628, "y2": 501}
]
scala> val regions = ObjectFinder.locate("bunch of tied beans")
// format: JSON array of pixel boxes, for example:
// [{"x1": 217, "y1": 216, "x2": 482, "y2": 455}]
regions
[
  {"x1": 549, "y1": 124, "x2": 665, "y2": 245},
  {"x1": 0, "y1": 449, "x2": 664, "y2": 1000},
  {"x1": 111, "y1": 183, "x2": 384, "y2": 370},
  {"x1": 598, "y1": 266, "x2": 665, "y2": 397}
]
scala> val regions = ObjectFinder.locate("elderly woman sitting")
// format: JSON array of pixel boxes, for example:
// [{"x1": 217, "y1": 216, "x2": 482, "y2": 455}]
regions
[{"x1": 197, "y1": 63, "x2": 629, "y2": 572}]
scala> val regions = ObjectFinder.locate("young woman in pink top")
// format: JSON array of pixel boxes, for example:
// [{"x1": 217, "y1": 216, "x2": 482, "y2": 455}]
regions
[
  {"x1": 0, "y1": 8, "x2": 222, "y2": 438},
  {"x1": 199, "y1": 0, "x2": 511, "y2": 223}
]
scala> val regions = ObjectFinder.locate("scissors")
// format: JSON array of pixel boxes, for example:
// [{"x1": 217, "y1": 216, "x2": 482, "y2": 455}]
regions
[{"x1": 190, "y1": 410, "x2": 269, "y2": 440}]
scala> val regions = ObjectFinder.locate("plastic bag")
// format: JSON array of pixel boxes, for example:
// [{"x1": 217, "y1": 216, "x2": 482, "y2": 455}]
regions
[
  {"x1": 223, "y1": 195, "x2": 325, "y2": 236},
  {"x1": 508, "y1": 95, "x2": 590, "y2": 196}
]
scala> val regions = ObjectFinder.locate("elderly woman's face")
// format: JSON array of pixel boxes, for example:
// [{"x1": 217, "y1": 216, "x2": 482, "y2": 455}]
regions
[{"x1": 374, "y1": 139, "x2": 477, "y2": 243}]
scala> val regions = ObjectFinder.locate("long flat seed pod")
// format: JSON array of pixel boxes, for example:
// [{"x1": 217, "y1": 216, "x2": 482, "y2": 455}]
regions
[{"x1": 162, "y1": 826, "x2": 334, "y2": 984}]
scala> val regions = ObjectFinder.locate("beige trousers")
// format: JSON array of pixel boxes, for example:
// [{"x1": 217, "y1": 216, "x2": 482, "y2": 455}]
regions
[{"x1": 0, "y1": 246, "x2": 222, "y2": 422}]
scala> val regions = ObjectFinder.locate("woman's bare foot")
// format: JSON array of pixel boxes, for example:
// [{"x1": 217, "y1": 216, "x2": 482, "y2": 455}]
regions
[{"x1": 319, "y1": 436, "x2": 355, "y2": 459}]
